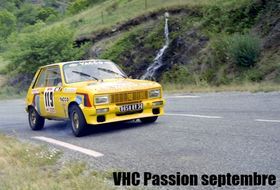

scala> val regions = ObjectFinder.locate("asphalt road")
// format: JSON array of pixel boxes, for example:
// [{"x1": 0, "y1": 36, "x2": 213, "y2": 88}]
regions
[{"x1": 0, "y1": 92, "x2": 279, "y2": 189}]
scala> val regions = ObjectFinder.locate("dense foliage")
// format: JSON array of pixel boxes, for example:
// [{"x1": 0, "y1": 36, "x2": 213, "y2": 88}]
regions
[
  {"x1": 5, "y1": 25, "x2": 87, "y2": 75},
  {"x1": 0, "y1": 0, "x2": 278, "y2": 95},
  {"x1": 0, "y1": 0, "x2": 87, "y2": 90}
]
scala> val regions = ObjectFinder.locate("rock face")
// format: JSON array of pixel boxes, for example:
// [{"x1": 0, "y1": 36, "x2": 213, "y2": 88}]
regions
[
  {"x1": 95, "y1": 16, "x2": 209, "y2": 81},
  {"x1": 156, "y1": 29, "x2": 209, "y2": 80},
  {"x1": 84, "y1": 9, "x2": 208, "y2": 82},
  {"x1": 262, "y1": 18, "x2": 280, "y2": 50},
  {"x1": 253, "y1": 0, "x2": 280, "y2": 51},
  {"x1": 134, "y1": 27, "x2": 209, "y2": 81}
]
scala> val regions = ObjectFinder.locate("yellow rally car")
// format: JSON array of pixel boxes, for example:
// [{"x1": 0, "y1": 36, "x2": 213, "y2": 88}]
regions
[{"x1": 25, "y1": 59, "x2": 165, "y2": 136}]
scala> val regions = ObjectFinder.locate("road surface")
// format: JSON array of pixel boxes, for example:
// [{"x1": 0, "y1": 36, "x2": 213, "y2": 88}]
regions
[{"x1": 0, "y1": 92, "x2": 279, "y2": 189}]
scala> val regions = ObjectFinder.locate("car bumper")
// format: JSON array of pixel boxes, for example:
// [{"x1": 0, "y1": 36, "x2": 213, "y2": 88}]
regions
[{"x1": 80, "y1": 98, "x2": 165, "y2": 125}]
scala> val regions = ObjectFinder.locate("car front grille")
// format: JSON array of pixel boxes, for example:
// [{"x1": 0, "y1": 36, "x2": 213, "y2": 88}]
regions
[{"x1": 111, "y1": 91, "x2": 148, "y2": 104}]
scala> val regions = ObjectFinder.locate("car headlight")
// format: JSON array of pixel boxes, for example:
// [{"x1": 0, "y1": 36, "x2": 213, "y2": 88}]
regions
[
  {"x1": 149, "y1": 89, "x2": 161, "y2": 98},
  {"x1": 94, "y1": 95, "x2": 109, "y2": 105}
]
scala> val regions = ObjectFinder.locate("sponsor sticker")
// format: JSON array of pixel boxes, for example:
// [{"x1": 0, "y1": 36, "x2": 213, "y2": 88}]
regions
[
  {"x1": 63, "y1": 88, "x2": 77, "y2": 93},
  {"x1": 59, "y1": 97, "x2": 69, "y2": 103},
  {"x1": 95, "y1": 81, "x2": 155, "y2": 91},
  {"x1": 68, "y1": 63, "x2": 78, "y2": 67},
  {"x1": 75, "y1": 95, "x2": 83, "y2": 105},
  {"x1": 54, "y1": 87, "x2": 62, "y2": 92},
  {"x1": 34, "y1": 95, "x2": 41, "y2": 115},
  {"x1": 32, "y1": 89, "x2": 40, "y2": 95},
  {"x1": 44, "y1": 87, "x2": 55, "y2": 113}
]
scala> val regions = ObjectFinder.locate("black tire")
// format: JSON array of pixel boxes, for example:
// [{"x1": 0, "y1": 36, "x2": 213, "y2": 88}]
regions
[
  {"x1": 140, "y1": 116, "x2": 158, "y2": 124},
  {"x1": 70, "y1": 105, "x2": 88, "y2": 137},
  {"x1": 28, "y1": 107, "x2": 45, "y2": 130}
]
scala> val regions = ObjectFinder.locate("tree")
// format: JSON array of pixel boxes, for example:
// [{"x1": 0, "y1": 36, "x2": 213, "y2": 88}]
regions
[
  {"x1": 0, "y1": 10, "x2": 16, "y2": 39},
  {"x1": 16, "y1": 3, "x2": 39, "y2": 26},
  {"x1": 37, "y1": 7, "x2": 58, "y2": 21},
  {"x1": 6, "y1": 25, "x2": 88, "y2": 74}
]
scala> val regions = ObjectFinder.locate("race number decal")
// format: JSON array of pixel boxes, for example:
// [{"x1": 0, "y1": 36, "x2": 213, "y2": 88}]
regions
[{"x1": 44, "y1": 87, "x2": 55, "y2": 113}]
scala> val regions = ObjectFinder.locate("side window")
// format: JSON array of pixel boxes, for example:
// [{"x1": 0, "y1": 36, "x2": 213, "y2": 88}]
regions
[
  {"x1": 46, "y1": 67, "x2": 62, "y2": 87},
  {"x1": 34, "y1": 69, "x2": 47, "y2": 88}
]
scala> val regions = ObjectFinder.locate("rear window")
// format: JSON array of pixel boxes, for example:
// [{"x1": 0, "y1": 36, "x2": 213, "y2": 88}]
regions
[
  {"x1": 34, "y1": 66, "x2": 62, "y2": 88},
  {"x1": 34, "y1": 68, "x2": 47, "y2": 88}
]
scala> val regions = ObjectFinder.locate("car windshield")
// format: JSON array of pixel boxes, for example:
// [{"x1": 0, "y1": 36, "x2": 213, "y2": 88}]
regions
[{"x1": 63, "y1": 60, "x2": 127, "y2": 83}]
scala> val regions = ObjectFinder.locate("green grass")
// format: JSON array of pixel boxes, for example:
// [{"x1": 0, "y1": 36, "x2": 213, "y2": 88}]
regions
[
  {"x1": 47, "y1": 0, "x2": 251, "y2": 37},
  {"x1": 163, "y1": 82, "x2": 280, "y2": 93},
  {"x1": 0, "y1": 134, "x2": 113, "y2": 190},
  {"x1": 0, "y1": 86, "x2": 26, "y2": 99}
]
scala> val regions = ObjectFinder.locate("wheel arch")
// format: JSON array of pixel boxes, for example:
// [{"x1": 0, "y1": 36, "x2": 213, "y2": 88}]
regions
[
  {"x1": 68, "y1": 101, "x2": 80, "y2": 118},
  {"x1": 27, "y1": 105, "x2": 34, "y2": 111},
  {"x1": 27, "y1": 105, "x2": 43, "y2": 117}
]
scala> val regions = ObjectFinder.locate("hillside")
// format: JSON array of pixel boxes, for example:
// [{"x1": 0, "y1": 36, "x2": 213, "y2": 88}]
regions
[
  {"x1": 48, "y1": 0, "x2": 251, "y2": 37},
  {"x1": 0, "y1": 0, "x2": 279, "y2": 95}
]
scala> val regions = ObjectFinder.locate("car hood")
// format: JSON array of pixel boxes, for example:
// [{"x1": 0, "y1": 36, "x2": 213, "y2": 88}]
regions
[{"x1": 85, "y1": 79, "x2": 161, "y2": 94}]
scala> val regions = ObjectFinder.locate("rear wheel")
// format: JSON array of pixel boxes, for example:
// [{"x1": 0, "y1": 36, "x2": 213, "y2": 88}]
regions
[
  {"x1": 70, "y1": 105, "x2": 87, "y2": 137},
  {"x1": 140, "y1": 116, "x2": 158, "y2": 124},
  {"x1": 28, "y1": 107, "x2": 45, "y2": 130}
]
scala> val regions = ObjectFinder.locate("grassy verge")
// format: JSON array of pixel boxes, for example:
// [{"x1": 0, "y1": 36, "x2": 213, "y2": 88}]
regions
[
  {"x1": 0, "y1": 86, "x2": 26, "y2": 100},
  {"x1": 163, "y1": 82, "x2": 280, "y2": 93},
  {"x1": 1, "y1": 82, "x2": 279, "y2": 101},
  {"x1": 0, "y1": 134, "x2": 113, "y2": 190}
]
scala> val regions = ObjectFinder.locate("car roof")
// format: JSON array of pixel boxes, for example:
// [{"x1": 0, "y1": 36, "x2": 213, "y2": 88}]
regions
[{"x1": 39, "y1": 59, "x2": 111, "y2": 69}]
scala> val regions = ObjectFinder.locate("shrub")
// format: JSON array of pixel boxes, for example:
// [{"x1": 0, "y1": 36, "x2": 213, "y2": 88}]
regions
[
  {"x1": 161, "y1": 65, "x2": 194, "y2": 84},
  {"x1": 5, "y1": 25, "x2": 87, "y2": 75},
  {"x1": 228, "y1": 34, "x2": 261, "y2": 67},
  {"x1": 211, "y1": 35, "x2": 231, "y2": 65},
  {"x1": 101, "y1": 32, "x2": 135, "y2": 63},
  {"x1": 67, "y1": 0, "x2": 89, "y2": 15},
  {"x1": 212, "y1": 34, "x2": 261, "y2": 68},
  {"x1": 37, "y1": 7, "x2": 58, "y2": 21}
]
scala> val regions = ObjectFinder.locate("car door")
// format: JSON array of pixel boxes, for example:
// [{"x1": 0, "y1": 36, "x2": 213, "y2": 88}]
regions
[
  {"x1": 43, "y1": 66, "x2": 66, "y2": 119},
  {"x1": 32, "y1": 68, "x2": 48, "y2": 117}
]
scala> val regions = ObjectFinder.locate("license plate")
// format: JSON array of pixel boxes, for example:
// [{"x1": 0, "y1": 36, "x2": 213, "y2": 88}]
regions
[{"x1": 119, "y1": 103, "x2": 143, "y2": 112}]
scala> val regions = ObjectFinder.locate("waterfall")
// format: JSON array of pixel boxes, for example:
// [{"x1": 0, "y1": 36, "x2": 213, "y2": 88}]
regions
[{"x1": 141, "y1": 12, "x2": 170, "y2": 80}]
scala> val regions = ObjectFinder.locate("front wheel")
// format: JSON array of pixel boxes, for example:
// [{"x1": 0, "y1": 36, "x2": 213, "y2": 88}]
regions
[
  {"x1": 70, "y1": 105, "x2": 88, "y2": 137},
  {"x1": 28, "y1": 107, "x2": 45, "y2": 130},
  {"x1": 140, "y1": 116, "x2": 158, "y2": 124}
]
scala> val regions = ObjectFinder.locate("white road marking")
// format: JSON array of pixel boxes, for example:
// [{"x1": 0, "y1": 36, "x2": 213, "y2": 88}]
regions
[
  {"x1": 32, "y1": 136, "x2": 104, "y2": 157},
  {"x1": 255, "y1": 119, "x2": 280, "y2": 123},
  {"x1": 165, "y1": 113, "x2": 222, "y2": 119},
  {"x1": 166, "y1": 95, "x2": 200, "y2": 99}
]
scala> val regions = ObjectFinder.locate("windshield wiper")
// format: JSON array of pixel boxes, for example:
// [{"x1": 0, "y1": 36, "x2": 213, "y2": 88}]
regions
[
  {"x1": 72, "y1": 71, "x2": 99, "y2": 81},
  {"x1": 97, "y1": 67, "x2": 127, "y2": 78}
]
